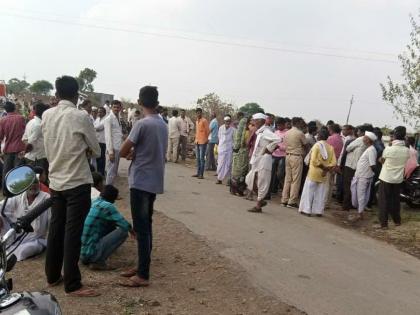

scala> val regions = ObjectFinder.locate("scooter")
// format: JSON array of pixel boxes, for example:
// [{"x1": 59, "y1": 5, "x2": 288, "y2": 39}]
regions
[
  {"x1": 400, "y1": 166, "x2": 420, "y2": 209},
  {"x1": 0, "y1": 165, "x2": 61, "y2": 314}
]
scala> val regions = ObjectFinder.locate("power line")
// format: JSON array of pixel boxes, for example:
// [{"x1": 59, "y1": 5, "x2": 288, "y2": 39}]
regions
[
  {"x1": 0, "y1": 11, "x2": 397, "y2": 64},
  {"x1": 1, "y1": 6, "x2": 398, "y2": 58}
]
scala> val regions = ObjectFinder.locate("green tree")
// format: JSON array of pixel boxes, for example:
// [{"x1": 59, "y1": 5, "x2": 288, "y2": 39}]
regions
[
  {"x1": 29, "y1": 80, "x2": 53, "y2": 95},
  {"x1": 6, "y1": 78, "x2": 30, "y2": 95},
  {"x1": 196, "y1": 93, "x2": 235, "y2": 118},
  {"x1": 77, "y1": 68, "x2": 97, "y2": 93},
  {"x1": 239, "y1": 102, "x2": 265, "y2": 116},
  {"x1": 380, "y1": 11, "x2": 420, "y2": 128}
]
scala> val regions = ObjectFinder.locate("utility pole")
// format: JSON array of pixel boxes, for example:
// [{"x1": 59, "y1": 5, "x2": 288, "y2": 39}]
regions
[{"x1": 346, "y1": 95, "x2": 354, "y2": 125}]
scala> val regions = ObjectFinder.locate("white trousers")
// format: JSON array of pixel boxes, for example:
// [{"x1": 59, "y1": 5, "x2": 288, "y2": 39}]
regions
[
  {"x1": 106, "y1": 150, "x2": 120, "y2": 185},
  {"x1": 245, "y1": 167, "x2": 272, "y2": 201},
  {"x1": 351, "y1": 177, "x2": 373, "y2": 213},
  {"x1": 299, "y1": 178, "x2": 328, "y2": 215},
  {"x1": 167, "y1": 137, "x2": 180, "y2": 162},
  {"x1": 13, "y1": 239, "x2": 46, "y2": 261}
]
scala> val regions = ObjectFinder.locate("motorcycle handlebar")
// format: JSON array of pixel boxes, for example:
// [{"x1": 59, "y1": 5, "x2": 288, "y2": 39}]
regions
[{"x1": 15, "y1": 197, "x2": 53, "y2": 232}]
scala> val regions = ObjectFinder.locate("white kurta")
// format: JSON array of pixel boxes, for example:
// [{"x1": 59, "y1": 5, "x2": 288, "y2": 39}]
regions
[
  {"x1": 0, "y1": 191, "x2": 50, "y2": 261},
  {"x1": 245, "y1": 126, "x2": 281, "y2": 201},
  {"x1": 217, "y1": 125, "x2": 235, "y2": 181}
]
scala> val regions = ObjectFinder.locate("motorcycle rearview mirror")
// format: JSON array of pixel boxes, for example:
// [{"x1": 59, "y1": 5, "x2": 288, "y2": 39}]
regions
[
  {"x1": 6, "y1": 254, "x2": 17, "y2": 272},
  {"x1": 2, "y1": 166, "x2": 36, "y2": 218}
]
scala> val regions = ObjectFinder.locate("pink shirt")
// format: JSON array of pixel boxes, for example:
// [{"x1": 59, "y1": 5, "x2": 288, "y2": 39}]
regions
[
  {"x1": 272, "y1": 129, "x2": 287, "y2": 157},
  {"x1": 327, "y1": 133, "x2": 344, "y2": 159},
  {"x1": 0, "y1": 112, "x2": 26, "y2": 153}
]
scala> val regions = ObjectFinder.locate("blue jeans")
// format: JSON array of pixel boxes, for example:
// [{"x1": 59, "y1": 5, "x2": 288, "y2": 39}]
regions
[
  {"x1": 270, "y1": 156, "x2": 286, "y2": 193},
  {"x1": 196, "y1": 144, "x2": 207, "y2": 177},
  {"x1": 130, "y1": 188, "x2": 156, "y2": 280},
  {"x1": 83, "y1": 228, "x2": 128, "y2": 264}
]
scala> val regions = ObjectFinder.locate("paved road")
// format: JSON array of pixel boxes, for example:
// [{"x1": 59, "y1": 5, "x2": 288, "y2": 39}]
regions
[{"x1": 124, "y1": 161, "x2": 420, "y2": 314}]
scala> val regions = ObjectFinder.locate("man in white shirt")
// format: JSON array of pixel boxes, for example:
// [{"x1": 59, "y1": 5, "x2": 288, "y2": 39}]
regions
[
  {"x1": 104, "y1": 100, "x2": 123, "y2": 185},
  {"x1": 0, "y1": 179, "x2": 50, "y2": 261},
  {"x1": 179, "y1": 109, "x2": 194, "y2": 161},
  {"x1": 350, "y1": 131, "x2": 377, "y2": 220},
  {"x1": 103, "y1": 100, "x2": 111, "y2": 116},
  {"x1": 127, "y1": 104, "x2": 137, "y2": 128},
  {"x1": 94, "y1": 107, "x2": 107, "y2": 176},
  {"x1": 377, "y1": 126, "x2": 410, "y2": 229},
  {"x1": 21, "y1": 102, "x2": 49, "y2": 173},
  {"x1": 167, "y1": 110, "x2": 182, "y2": 163},
  {"x1": 245, "y1": 113, "x2": 281, "y2": 213},
  {"x1": 42, "y1": 75, "x2": 101, "y2": 297}
]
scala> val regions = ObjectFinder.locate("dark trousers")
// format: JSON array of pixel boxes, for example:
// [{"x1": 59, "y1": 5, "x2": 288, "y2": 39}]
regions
[
  {"x1": 179, "y1": 135, "x2": 188, "y2": 161},
  {"x1": 342, "y1": 166, "x2": 355, "y2": 210},
  {"x1": 206, "y1": 142, "x2": 217, "y2": 171},
  {"x1": 196, "y1": 144, "x2": 207, "y2": 177},
  {"x1": 45, "y1": 184, "x2": 91, "y2": 293},
  {"x1": 96, "y1": 143, "x2": 106, "y2": 176},
  {"x1": 130, "y1": 188, "x2": 156, "y2": 280},
  {"x1": 2, "y1": 152, "x2": 22, "y2": 190},
  {"x1": 378, "y1": 181, "x2": 401, "y2": 227},
  {"x1": 270, "y1": 156, "x2": 285, "y2": 193}
]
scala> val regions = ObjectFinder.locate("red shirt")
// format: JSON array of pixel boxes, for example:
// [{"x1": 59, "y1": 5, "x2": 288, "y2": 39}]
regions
[{"x1": 0, "y1": 112, "x2": 26, "y2": 153}]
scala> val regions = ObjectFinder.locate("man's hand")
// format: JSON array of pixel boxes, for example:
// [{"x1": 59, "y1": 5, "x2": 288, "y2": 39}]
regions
[
  {"x1": 126, "y1": 149, "x2": 134, "y2": 161},
  {"x1": 264, "y1": 148, "x2": 272, "y2": 155},
  {"x1": 109, "y1": 151, "x2": 115, "y2": 163},
  {"x1": 18, "y1": 151, "x2": 26, "y2": 159}
]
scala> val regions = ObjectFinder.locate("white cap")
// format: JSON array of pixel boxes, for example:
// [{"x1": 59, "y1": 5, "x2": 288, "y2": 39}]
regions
[
  {"x1": 365, "y1": 131, "x2": 377, "y2": 142},
  {"x1": 252, "y1": 113, "x2": 267, "y2": 120},
  {"x1": 224, "y1": 116, "x2": 231, "y2": 121}
]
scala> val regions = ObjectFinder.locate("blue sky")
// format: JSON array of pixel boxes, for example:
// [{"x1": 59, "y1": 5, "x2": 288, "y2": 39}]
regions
[{"x1": 1, "y1": 0, "x2": 418, "y2": 127}]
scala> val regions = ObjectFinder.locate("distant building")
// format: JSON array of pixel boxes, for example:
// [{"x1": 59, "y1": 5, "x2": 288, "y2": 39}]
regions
[{"x1": 93, "y1": 92, "x2": 114, "y2": 106}]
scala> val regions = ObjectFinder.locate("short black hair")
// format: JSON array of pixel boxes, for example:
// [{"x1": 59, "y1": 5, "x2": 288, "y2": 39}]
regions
[
  {"x1": 92, "y1": 172, "x2": 104, "y2": 188},
  {"x1": 34, "y1": 102, "x2": 49, "y2": 118},
  {"x1": 135, "y1": 110, "x2": 140, "y2": 114},
  {"x1": 307, "y1": 121, "x2": 318, "y2": 134},
  {"x1": 291, "y1": 117, "x2": 301, "y2": 127},
  {"x1": 394, "y1": 126, "x2": 406, "y2": 140},
  {"x1": 343, "y1": 124, "x2": 354, "y2": 130},
  {"x1": 105, "y1": 100, "x2": 110, "y2": 104},
  {"x1": 373, "y1": 127, "x2": 383, "y2": 140},
  {"x1": 111, "y1": 100, "x2": 122, "y2": 106},
  {"x1": 100, "y1": 185, "x2": 119, "y2": 203},
  {"x1": 266, "y1": 113, "x2": 274, "y2": 118},
  {"x1": 326, "y1": 120, "x2": 335, "y2": 126},
  {"x1": 196, "y1": 108, "x2": 203, "y2": 113},
  {"x1": 172, "y1": 109, "x2": 179, "y2": 117},
  {"x1": 139, "y1": 86, "x2": 159, "y2": 109},
  {"x1": 407, "y1": 136, "x2": 415, "y2": 147},
  {"x1": 55, "y1": 76, "x2": 79, "y2": 100},
  {"x1": 33, "y1": 165, "x2": 45, "y2": 175},
  {"x1": 318, "y1": 127, "x2": 329, "y2": 141},
  {"x1": 4, "y1": 101, "x2": 15, "y2": 113},
  {"x1": 284, "y1": 117, "x2": 291, "y2": 123},
  {"x1": 329, "y1": 123, "x2": 341, "y2": 134},
  {"x1": 276, "y1": 117, "x2": 286, "y2": 125}
]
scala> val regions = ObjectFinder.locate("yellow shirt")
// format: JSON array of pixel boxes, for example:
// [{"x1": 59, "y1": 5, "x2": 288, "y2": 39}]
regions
[{"x1": 307, "y1": 141, "x2": 337, "y2": 183}]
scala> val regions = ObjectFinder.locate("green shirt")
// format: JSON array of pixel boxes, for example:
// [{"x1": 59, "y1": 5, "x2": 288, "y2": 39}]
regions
[{"x1": 81, "y1": 197, "x2": 131, "y2": 259}]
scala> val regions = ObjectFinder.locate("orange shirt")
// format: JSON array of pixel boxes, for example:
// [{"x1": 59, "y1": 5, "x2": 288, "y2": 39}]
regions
[{"x1": 195, "y1": 118, "x2": 210, "y2": 144}]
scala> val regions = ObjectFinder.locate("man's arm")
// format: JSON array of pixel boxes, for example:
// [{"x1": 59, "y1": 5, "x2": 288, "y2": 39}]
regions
[
  {"x1": 105, "y1": 204, "x2": 132, "y2": 232},
  {"x1": 104, "y1": 117, "x2": 114, "y2": 154},
  {"x1": 346, "y1": 138, "x2": 360, "y2": 153},
  {"x1": 120, "y1": 139, "x2": 134, "y2": 159},
  {"x1": 82, "y1": 115, "x2": 101, "y2": 158}
]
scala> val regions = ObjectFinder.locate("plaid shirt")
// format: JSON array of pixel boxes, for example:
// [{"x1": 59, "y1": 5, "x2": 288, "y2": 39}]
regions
[{"x1": 81, "y1": 198, "x2": 131, "y2": 260}]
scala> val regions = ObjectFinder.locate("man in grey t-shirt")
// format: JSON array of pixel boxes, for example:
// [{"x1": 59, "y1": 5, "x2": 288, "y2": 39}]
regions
[{"x1": 119, "y1": 86, "x2": 168, "y2": 287}]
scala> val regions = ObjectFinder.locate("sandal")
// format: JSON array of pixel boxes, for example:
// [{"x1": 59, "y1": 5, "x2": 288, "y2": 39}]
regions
[
  {"x1": 260, "y1": 201, "x2": 268, "y2": 207},
  {"x1": 67, "y1": 287, "x2": 101, "y2": 297},
  {"x1": 248, "y1": 207, "x2": 262, "y2": 213},
  {"x1": 119, "y1": 276, "x2": 149, "y2": 287},
  {"x1": 48, "y1": 275, "x2": 63, "y2": 288},
  {"x1": 120, "y1": 267, "x2": 137, "y2": 278}
]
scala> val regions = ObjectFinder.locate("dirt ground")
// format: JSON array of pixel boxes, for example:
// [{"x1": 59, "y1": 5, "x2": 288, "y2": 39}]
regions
[{"x1": 9, "y1": 175, "x2": 303, "y2": 315}]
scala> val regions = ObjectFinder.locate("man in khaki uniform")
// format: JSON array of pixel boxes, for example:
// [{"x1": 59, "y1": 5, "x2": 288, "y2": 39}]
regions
[{"x1": 281, "y1": 117, "x2": 306, "y2": 208}]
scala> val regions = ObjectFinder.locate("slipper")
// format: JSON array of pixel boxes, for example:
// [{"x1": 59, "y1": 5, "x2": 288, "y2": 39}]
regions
[
  {"x1": 120, "y1": 267, "x2": 137, "y2": 278},
  {"x1": 119, "y1": 276, "x2": 149, "y2": 288},
  {"x1": 67, "y1": 287, "x2": 101, "y2": 297},
  {"x1": 48, "y1": 275, "x2": 63, "y2": 288},
  {"x1": 248, "y1": 207, "x2": 262, "y2": 213}
]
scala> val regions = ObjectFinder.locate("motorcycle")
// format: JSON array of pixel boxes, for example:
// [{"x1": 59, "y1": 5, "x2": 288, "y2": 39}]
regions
[
  {"x1": 400, "y1": 166, "x2": 420, "y2": 209},
  {"x1": 0, "y1": 165, "x2": 61, "y2": 314}
]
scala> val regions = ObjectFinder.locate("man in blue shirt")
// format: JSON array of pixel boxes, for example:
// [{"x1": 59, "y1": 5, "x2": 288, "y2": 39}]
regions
[
  {"x1": 81, "y1": 185, "x2": 133, "y2": 270},
  {"x1": 119, "y1": 86, "x2": 168, "y2": 287},
  {"x1": 206, "y1": 112, "x2": 219, "y2": 171}
]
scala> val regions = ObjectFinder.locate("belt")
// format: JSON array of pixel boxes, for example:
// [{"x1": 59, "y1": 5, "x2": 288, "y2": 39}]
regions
[{"x1": 286, "y1": 153, "x2": 302, "y2": 156}]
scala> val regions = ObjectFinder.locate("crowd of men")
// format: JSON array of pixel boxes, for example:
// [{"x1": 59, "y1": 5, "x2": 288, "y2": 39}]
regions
[
  {"x1": 0, "y1": 76, "x2": 167, "y2": 297},
  {"x1": 0, "y1": 75, "x2": 417, "y2": 299},
  {"x1": 164, "y1": 109, "x2": 417, "y2": 230}
]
